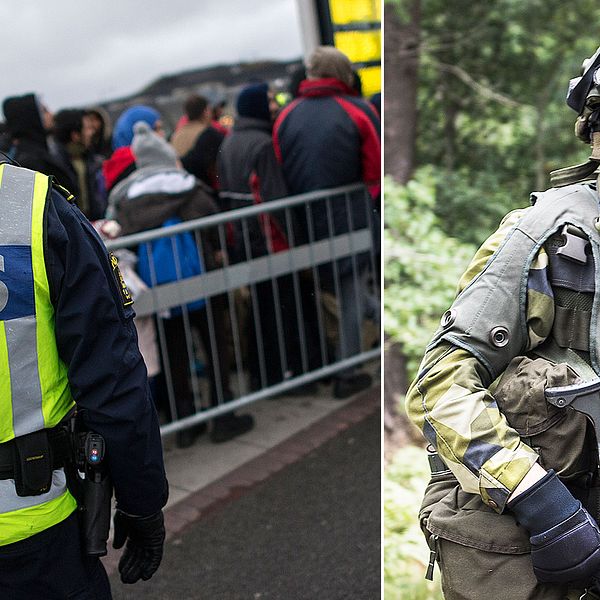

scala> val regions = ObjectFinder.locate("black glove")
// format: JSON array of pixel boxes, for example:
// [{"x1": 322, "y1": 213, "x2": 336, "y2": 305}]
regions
[
  {"x1": 508, "y1": 469, "x2": 600, "y2": 584},
  {"x1": 112, "y1": 509, "x2": 166, "y2": 584}
]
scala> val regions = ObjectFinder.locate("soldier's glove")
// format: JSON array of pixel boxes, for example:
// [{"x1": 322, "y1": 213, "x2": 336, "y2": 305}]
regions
[
  {"x1": 508, "y1": 469, "x2": 600, "y2": 584},
  {"x1": 112, "y1": 509, "x2": 166, "y2": 584}
]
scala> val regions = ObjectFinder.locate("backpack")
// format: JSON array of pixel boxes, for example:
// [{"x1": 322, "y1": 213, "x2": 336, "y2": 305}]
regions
[{"x1": 137, "y1": 217, "x2": 206, "y2": 316}]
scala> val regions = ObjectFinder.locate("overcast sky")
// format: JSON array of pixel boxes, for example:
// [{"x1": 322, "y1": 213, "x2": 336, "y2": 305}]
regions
[{"x1": 1, "y1": 0, "x2": 304, "y2": 111}]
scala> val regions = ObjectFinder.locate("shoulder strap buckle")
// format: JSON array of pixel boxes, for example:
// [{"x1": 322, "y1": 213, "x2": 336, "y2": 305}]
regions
[{"x1": 556, "y1": 224, "x2": 589, "y2": 264}]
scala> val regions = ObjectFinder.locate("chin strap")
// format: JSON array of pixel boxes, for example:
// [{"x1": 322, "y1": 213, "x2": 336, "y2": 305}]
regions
[{"x1": 550, "y1": 160, "x2": 599, "y2": 188}]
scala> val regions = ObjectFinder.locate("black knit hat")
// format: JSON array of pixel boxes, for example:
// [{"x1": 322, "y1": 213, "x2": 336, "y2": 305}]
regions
[{"x1": 236, "y1": 83, "x2": 270, "y2": 122}]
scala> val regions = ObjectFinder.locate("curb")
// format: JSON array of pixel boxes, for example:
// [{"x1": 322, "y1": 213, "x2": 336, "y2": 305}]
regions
[{"x1": 103, "y1": 386, "x2": 380, "y2": 575}]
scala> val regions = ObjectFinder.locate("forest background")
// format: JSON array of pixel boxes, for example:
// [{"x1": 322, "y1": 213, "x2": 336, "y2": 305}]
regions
[{"x1": 383, "y1": 1, "x2": 600, "y2": 597}]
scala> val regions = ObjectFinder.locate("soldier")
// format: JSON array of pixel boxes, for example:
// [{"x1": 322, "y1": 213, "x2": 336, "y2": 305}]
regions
[{"x1": 406, "y1": 48, "x2": 600, "y2": 599}]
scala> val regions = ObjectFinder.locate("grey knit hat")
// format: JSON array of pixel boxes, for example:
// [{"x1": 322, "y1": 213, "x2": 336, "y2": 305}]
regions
[
  {"x1": 131, "y1": 121, "x2": 178, "y2": 168},
  {"x1": 305, "y1": 46, "x2": 354, "y2": 88}
]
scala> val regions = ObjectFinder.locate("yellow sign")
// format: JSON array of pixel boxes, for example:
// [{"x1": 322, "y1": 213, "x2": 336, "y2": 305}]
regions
[
  {"x1": 328, "y1": 0, "x2": 381, "y2": 97},
  {"x1": 334, "y1": 30, "x2": 381, "y2": 64},
  {"x1": 329, "y1": 0, "x2": 380, "y2": 23}
]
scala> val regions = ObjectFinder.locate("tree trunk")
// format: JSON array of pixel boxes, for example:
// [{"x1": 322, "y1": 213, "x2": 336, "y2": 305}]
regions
[
  {"x1": 384, "y1": 337, "x2": 408, "y2": 432},
  {"x1": 383, "y1": 2, "x2": 420, "y2": 436},
  {"x1": 384, "y1": 337, "x2": 424, "y2": 455},
  {"x1": 384, "y1": 0, "x2": 421, "y2": 184}
]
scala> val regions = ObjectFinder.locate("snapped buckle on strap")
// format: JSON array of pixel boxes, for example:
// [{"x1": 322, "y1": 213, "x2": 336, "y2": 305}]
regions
[{"x1": 426, "y1": 445, "x2": 452, "y2": 476}]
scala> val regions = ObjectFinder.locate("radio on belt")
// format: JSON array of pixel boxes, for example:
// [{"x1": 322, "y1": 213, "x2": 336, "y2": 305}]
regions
[
  {"x1": 77, "y1": 431, "x2": 111, "y2": 556},
  {"x1": 85, "y1": 433, "x2": 105, "y2": 468}
]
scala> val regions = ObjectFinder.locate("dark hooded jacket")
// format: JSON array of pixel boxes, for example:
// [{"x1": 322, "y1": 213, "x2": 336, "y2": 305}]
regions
[
  {"x1": 52, "y1": 108, "x2": 108, "y2": 221},
  {"x1": 2, "y1": 94, "x2": 77, "y2": 192},
  {"x1": 217, "y1": 116, "x2": 289, "y2": 260},
  {"x1": 218, "y1": 117, "x2": 288, "y2": 204}
]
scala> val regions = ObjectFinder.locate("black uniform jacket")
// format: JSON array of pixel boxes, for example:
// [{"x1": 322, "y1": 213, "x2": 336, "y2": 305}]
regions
[{"x1": 45, "y1": 186, "x2": 168, "y2": 516}]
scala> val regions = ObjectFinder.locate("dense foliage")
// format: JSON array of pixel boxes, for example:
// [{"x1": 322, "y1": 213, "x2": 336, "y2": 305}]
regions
[
  {"x1": 384, "y1": 172, "x2": 475, "y2": 378},
  {"x1": 417, "y1": 0, "x2": 600, "y2": 240},
  {"x1": 384, "y1": 445, "x2": 442, "y2": 599}
]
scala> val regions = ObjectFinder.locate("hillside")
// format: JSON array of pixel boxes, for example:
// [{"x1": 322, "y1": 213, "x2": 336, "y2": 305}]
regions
[{"x1": 98, "y1": 58, "x2": 303, "y2": 130}]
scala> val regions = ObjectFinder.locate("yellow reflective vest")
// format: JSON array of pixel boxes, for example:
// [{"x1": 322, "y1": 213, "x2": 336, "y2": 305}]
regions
[{"x1": 0, "y1": 164, "x2": 77, "y2": 545}]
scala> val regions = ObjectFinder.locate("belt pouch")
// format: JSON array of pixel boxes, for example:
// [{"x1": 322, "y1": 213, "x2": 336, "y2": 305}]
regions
[{"x1": 13, "y1": 430, "x2": 53, "y2": 497}]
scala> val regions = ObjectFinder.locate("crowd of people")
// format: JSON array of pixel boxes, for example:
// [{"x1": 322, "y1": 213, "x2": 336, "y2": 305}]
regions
[{"x1": 0, "y1": 46, "x2": 381, "y2": 449}]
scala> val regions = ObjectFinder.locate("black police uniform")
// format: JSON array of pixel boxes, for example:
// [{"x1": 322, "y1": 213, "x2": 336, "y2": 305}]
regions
[{"x1": 0, "y1": 186, "x2": 168, "y2": 599}]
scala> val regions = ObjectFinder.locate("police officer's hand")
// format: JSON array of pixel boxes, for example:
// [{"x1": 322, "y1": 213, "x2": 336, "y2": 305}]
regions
[
  {"x1": 508, "y1": 469, "x2": 600, "y2": 584},
  {"x1": 112, "y1": 509, "x2": 166, "y2": 584}
]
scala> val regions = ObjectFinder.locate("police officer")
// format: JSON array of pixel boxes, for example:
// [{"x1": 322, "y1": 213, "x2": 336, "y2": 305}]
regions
[
  {"x1": 0, "y1": 161, "x2": 168, "y2": 598},
  {"x1": 406, "y1": 49, "x2": 600, "y2": 599}
]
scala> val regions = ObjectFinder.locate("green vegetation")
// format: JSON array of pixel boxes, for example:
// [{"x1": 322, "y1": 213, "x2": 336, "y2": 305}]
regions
[
  {"x1": 384, "y1": 171, "x2": 475, "y2": 378},
  {"x1": 384, "y1": 444, "x2": 442, "y2": 599},
  {"x1": 417, "y1": 0, "x2": 600, "y2": 225},
  {"x1": 383, "y1": 173, "x2": 472, "y2": 596}
]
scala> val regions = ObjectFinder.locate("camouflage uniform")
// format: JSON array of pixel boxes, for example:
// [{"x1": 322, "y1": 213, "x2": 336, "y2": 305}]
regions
[{"x1": 406, "y1": 189, "x2": 600, "y2": 599}]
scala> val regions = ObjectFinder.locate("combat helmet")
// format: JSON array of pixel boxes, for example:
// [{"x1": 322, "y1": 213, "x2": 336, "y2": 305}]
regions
[{"x1": 551, "y1": 47, "x2": 600, "y2": 186}]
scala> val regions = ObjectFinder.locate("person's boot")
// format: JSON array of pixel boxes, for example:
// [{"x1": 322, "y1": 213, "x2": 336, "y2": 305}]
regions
[
  {"x1": 176, "y1": 422, "x2": 207, "y2": 448},
  {"x1": 333, "y1": 372, "x2": 372, "y2": 399},
  {"x1": 210, "y1": 413, "x2": 255, "y2": 443},
  {"x1": 282, "y1": 381, "x2": 319, "y2": 397}
]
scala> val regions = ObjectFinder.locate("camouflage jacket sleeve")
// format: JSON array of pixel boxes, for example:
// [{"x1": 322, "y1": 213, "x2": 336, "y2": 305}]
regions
[{"x1": 405, "y1": 208, "x2": 555, "y2": 513}]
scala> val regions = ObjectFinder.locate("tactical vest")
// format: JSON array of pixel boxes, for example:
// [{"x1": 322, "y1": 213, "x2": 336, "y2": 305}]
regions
[
  {"x1": 420, "y1": 183, "x2": 600, "y2": 597},
  {"x1": 0, "y1": 164, "x2": 77, "y2": 546},
  {"x1": 429, "y1": 182, "x2": 600, "y2": 378}
]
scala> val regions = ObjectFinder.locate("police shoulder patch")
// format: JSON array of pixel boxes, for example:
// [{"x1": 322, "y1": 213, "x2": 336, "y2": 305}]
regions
[
  {"x1": 52, "y1": 182, "x2": 77, "y2": 203},
  {"x1": 110, "y1": 253, "x2": 134, "y2": 307}
]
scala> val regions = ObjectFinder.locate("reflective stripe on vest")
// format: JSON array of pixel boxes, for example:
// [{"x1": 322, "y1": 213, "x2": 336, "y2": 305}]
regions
[{"x1": 0, "y1": 164, "x2": 76, "y2": 545}]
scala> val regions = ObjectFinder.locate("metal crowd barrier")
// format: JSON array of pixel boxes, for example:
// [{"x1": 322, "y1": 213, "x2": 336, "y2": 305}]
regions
[{"x1": 106, "y1": 184, "x2": 381, "y2": 435}]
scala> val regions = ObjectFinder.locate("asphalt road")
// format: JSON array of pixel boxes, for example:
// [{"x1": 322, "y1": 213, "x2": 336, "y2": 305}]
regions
[{"x1": 110, "y1": 411, "x2": 381, "y2": 600}]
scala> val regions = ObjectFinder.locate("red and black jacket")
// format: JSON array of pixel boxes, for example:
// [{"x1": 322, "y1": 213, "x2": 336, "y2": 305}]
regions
[
  {"x1": 273, "y1": 78, "x2": 381, "y2": 201},
  {"x1": 272, "y1": 78, "x2": 380, "y2": 277}
]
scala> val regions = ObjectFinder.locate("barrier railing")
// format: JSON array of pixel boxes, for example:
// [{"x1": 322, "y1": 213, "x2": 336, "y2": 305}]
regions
[{"x1": 106, "y1": 184, "x2": 380, "y2": 435}]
